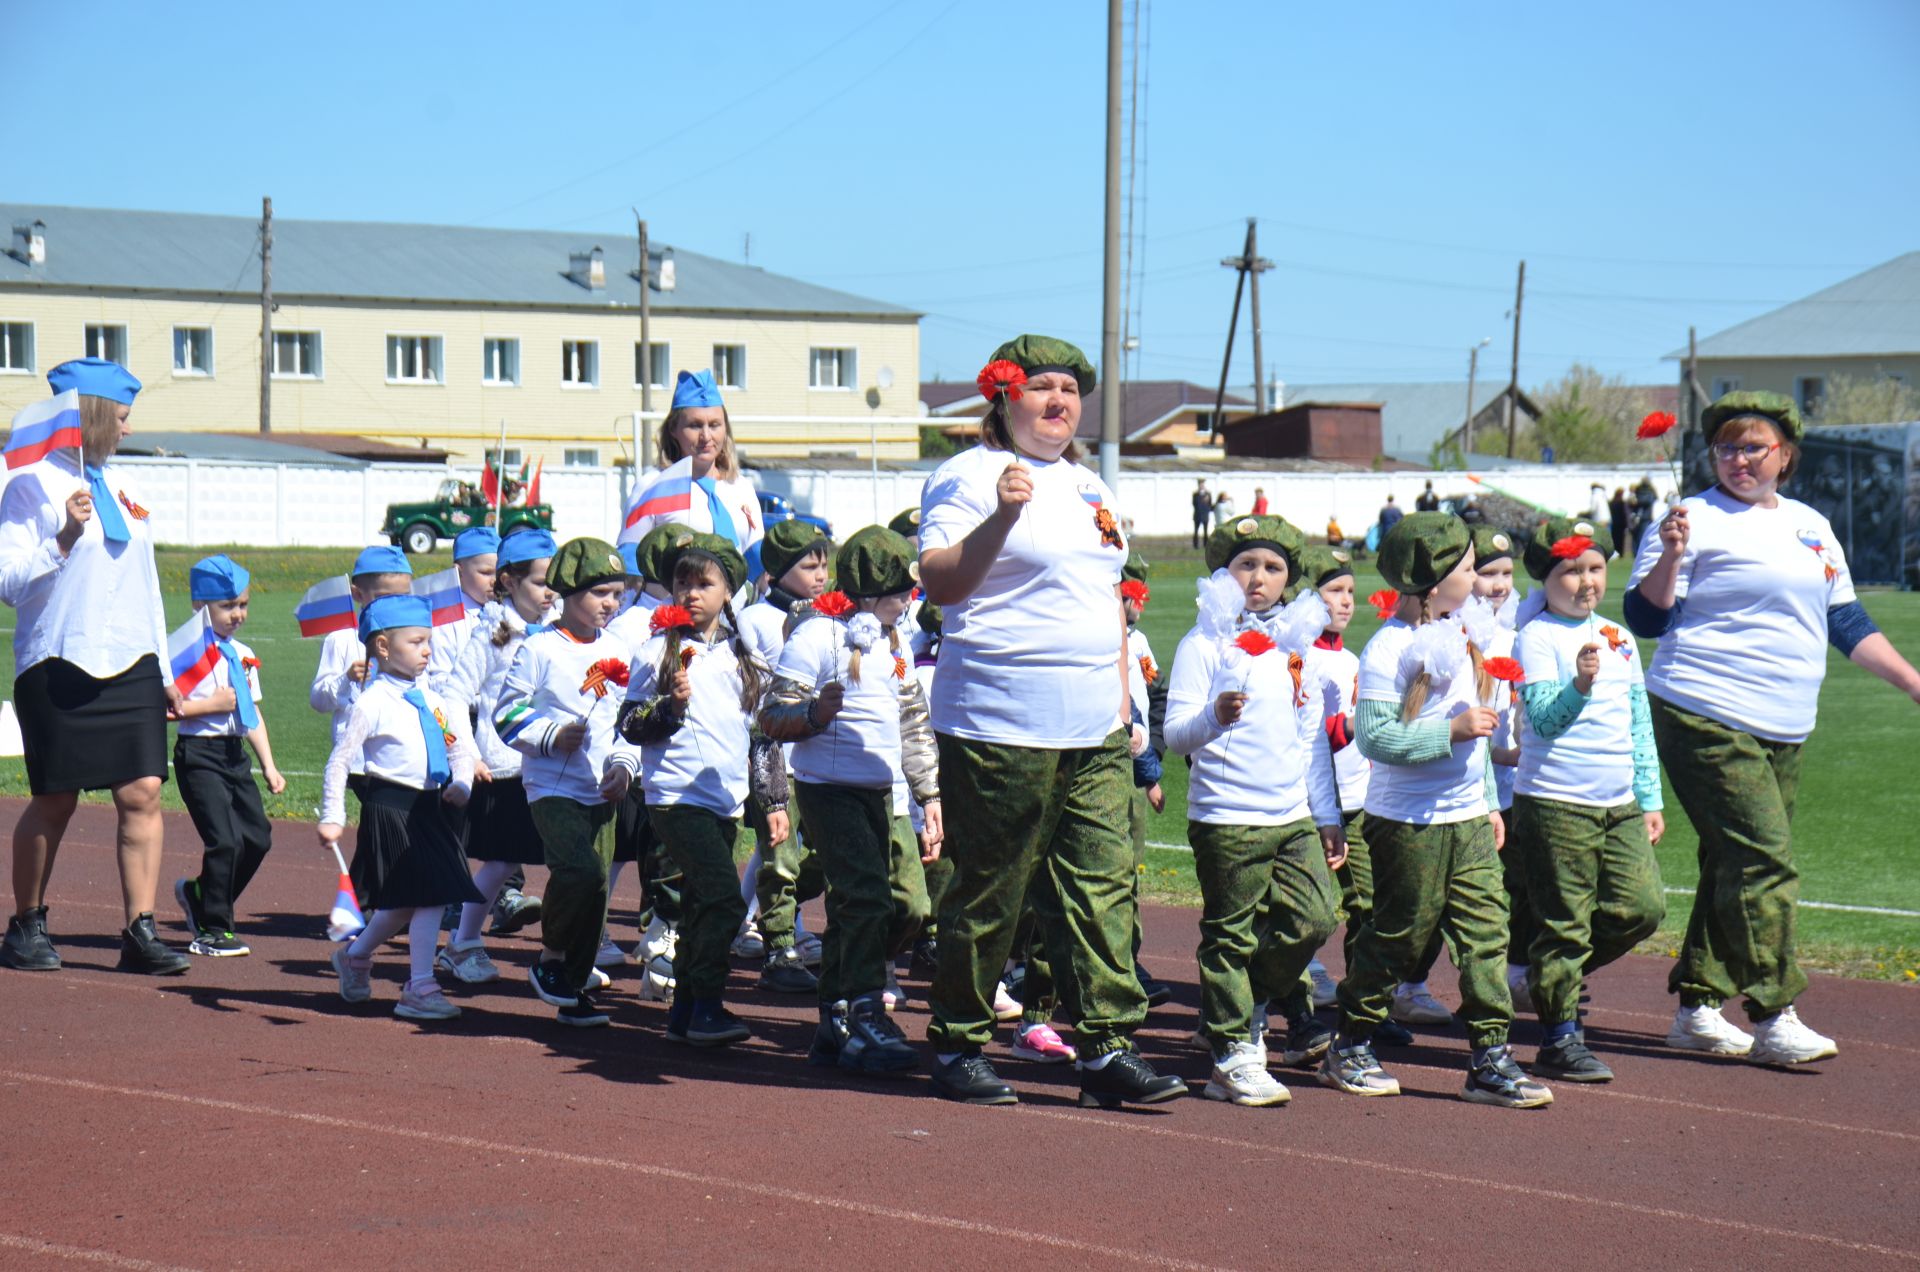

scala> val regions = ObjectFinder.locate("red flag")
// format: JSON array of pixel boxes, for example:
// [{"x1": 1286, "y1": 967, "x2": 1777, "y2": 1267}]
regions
[
  {"x1": 480, "y1": 460, "x2": 500, "y2": 508},
  {"x1": 526, "y1": 456, "x2": 543, "y2": 507}
]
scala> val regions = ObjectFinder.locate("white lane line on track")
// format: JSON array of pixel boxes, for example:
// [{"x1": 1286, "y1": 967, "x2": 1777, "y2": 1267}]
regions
[
  {"x1": 0, "y1": 1233, "x2": 203, "y2": 1272},
  {"x1": 0, "y1": 1069, "x2": 1242, "y2": 1272}
]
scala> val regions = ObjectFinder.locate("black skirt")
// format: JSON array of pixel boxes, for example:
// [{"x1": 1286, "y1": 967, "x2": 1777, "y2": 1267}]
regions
[
  {"x1": 15, "y1": 655, "x2": 167, "y2": 796},
  {"x1": 465, "y1": 774, "x2": 546, "y2": 865},
  {"x1": 350, "y1": 778, "x2": 484, "y2": 911}
]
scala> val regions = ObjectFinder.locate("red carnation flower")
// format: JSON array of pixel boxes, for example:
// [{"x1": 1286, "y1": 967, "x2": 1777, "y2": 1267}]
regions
[
  {"x1": 1550, "y1": 535, "x2": 1595, "y2": 561},
  {"x1": 1120, "y1": 579, "x2": 1150, "y2": 607},
  {"x1": 1368, "y1": 588, "x2": 1399, "y2": 619},
  {"x1": 580, "y1": 657, "x2": 631, "y2": 698},
  {"x1": 1637, "y1": 410, "x2": 1678, "y2": 440},
  {"x1": 649, "y1": 604, "x2": 693, "y2": 634},
  {"x1": 1233, "y1": 630, "x2": 1277, "y2": 657},
  {"x1": 1483, "y1": 656, "x2": 1524, "y2": 684},
  {"x1": 976, "y1": 359, "x2": 1028, "y2": 403},
  {"x1": 813, "y1": 591, "x2": 854, "y2": 618}
]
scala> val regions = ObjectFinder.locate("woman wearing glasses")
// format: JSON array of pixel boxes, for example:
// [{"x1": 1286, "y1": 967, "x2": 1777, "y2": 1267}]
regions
[{"x1": 1625, "y1": 392, "x2": 1920, "y2": 1067}]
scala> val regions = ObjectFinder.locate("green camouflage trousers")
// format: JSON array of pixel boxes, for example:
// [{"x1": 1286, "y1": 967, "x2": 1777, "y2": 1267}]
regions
[
  {"x1": 927, "y1": 730, "x2": 1145, "y2": 1057},
  {"x1": 1650, "y1": 695, "x2": 1806, "y2": 1020},
  {"x1": 750, "y1": 795, "x2": 823, "y2": 952},
  {"x1": 529, "y1": 797, "x2": 617, "y2": 995},
  {"x1": 651, "y1": 803, "x2": 746, "y2": 1000},
  {"x1": 1501, "y1": 807, "x2": 1538, "y2": 967},
  {"x1": 791, "y1": 783, "x2": 928, "y2": 1004},
  {"x1": 1512, "y1": 794, "x2": 1665, "y2": 1026},
  {"x1": 1338, "y1": 814, "x2": 1513, "y2": 1049},
  {"x1": 1019, "y1": 784, "x2": 1150, "y2": 1028},
  {"x1": 615, "y1": 783, "x2": 680, "y2": 924},
  {"x1": 1333, "y1": 807, "x2": 1370, "y2": 971},
  {"x1": 1191, "y1": 817, "x2": 1338, "y2": 1048},
  {"x1": 920, "y1": 829, "x2": 954, "y2": 940}
]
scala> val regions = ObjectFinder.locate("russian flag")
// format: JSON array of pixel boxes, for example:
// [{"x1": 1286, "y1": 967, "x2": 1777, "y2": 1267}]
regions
[
  {"x1": 622, "y1": 457, "x2": 694, "y2": 532},
  {"x1": 166, "y1": 610, "x2": 222, "y2": 698},
  {"x1": 413, "y1": 567, "x2": 467, "y2": 627},
  {"x1": 296, "y1": 575, "x2": 356, "y2": 638},
  {"x1": 326, "y1": 845, "x2": 365, "y2": 942},
  {"x1": 6, "y1": 391, "x2": 84, "y2": 470}
]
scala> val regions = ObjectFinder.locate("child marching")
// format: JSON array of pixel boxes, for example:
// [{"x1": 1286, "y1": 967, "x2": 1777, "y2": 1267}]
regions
[
  {"x1": 424, "y1": 526, "x2": 500, "y2": 693},
  {"x1": 310, "y1": 546, "x2": 415, "y2": 759}
]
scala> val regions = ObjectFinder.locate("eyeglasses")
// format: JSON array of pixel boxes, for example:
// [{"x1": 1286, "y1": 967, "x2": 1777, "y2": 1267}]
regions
[{"x1": 1709, "y1": 441, "x2": 1781, "y2": 464}]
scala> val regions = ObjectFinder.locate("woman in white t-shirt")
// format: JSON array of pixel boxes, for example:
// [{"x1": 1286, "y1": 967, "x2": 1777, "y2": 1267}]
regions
[
  {"x1": 618, "y1": 369, "x2": 763, "y2": 556},
  {"x1": 916, "y1": 334, "x2": 1184, "y2": 1111},
  {"x1": 1626, "y1": 392, "x2": 1920, "y2": 1067}
]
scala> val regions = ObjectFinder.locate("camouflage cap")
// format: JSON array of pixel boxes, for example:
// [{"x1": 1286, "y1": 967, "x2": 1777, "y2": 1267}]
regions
[
  {"x1": 835, "y1": 526, "x2": 918, "y2": 598},
  {"x1": 631, "y1": 523, "x2": 683, "y2": 585},
  {"x1": 1205, "y1": 513, "x2": 1306, "y2": 577},
  {"x1": 1296, "y1": 544, "x2": 1355, "y2": 589},
  {"x1": 1122, "y1": 550, "x2": 1150, "y2": 584},
  {"x1": 547, "y1": 537, "x2": 627, "y2": 597},
  {"x1": 663, "y1": 530, "x2": 749, "y2": 595},
  {"x1": 1522, "y1": 514, "x2": 1607, "y2": 581},
  {"x1": 989, "y1": 334, "x2": 1097, "y2": 396},
  {"x1": 1376, "y1": 511, "x2": 1471, "y2": 594},
  {"x1": 1702, "y1": 390, "x2": 1803, "y2": 444},
  {"x1": 1470, "y1": 525, "x2": 1516, "y2": 567},
  {"x1": 760, "y1": 517, "x2": 832, "y2": 587},
  {"x1": 887, "y1": 506, "x2": 923, "y2": 539}
]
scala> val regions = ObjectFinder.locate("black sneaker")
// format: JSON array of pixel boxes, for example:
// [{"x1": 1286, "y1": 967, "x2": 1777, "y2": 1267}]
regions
[
  {"x1": 931, "y1": 1052, "x2": 1018, "y2": 1105},
  {"x1": 1373, "y1": 1018, "x2": 1415, "y2": 1047},
  {"x1": 489, "y1": 888, "x2": 543, "y2": 935},
  {"x1": 665, "y1": 992, "x2": 694, "y2": 1043},
  {"x1": 1, "y1": 906, "x2": 60, "y2": 971},
  {"x1": 118, "y1": 914, "x2": 189, "y2": 976},
  {"x1": 1078, "y1": 1049, "x2": 1187, "y2": 1109},
  {"x1": 558, "y1": 994, "x2": 611, "y2": 1028},
  {"x1": 189, "y1": 929, "x2": 250, "y2": 957},
  {"x1": 439, "y1": 902, "x2": 461, "y2": 932},
  {"x1": 910, "y1": 937, "x2": 939, "y2": 980},
  {"x1": 839, "y1": 994, "x2": 918, "y2": 1074},
  {"x1": 1532, "y1": 1032, "x2": 1613, "y2": 1083},
  {"x1": 809, "y1": 1000, "x2": 849, "y2": 1066},
  {"x1": 760, "y1": 947, "x2": 818, "y2": 994},
  {"x1": 173, "y1": 878, "x2": 205, "y2": 939},
  {"x1": 1141, "y1": 978, "x2": 1175, "y2": 1009},
  {"x1": 1462, "y1": 1043, "x2": 1554, "y2": 1108},
  {"x1": 683, "y1": 998, "x2": 752, "y2": 1047},
  {"x1": 1318, "y1": 1037, "x2": 1401, "y2": 1096},
  {"x1": 529, "y1": 960, "x2": 575, "y2": 1007},
  {"x1": 1280, "y1": 1013, "x2": 1335, "y2": 1067}
]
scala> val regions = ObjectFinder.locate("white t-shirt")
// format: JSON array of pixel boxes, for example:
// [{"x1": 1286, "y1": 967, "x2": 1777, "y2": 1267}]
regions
[
  {"x1": 1515, "y1": 610, "x2": 1645, "y2": 807},
  {"x1": 1357, "y1": 619, "x2": 1492, "y2": 825},
  {"x1": 494, "y1": 628, "x2": 642, "y2": 805},
  {"x1": 1486, "y1": 625, "x2": 1518, "y2": 812},
  {"x1": 920, "y1": 445, "x2": 1127, "y2": 748},
  {"x1": 775, "y1": 614, "x2": 905, "y2": 792},
  {"x1": 626, "y1": 630, "x2": 761, "y2": 818},
  {"x1": 1627, "y1": 487, "x2": 1854, "y2": 743},
  {"x1": 738, "y1": 597, "x2": 797, "y2": 672},
  {"x1": 176, "y1": 632, "x2": 264, "y2": 739},
  {"x1": 1305, "y1": 638, "x2": 1368, "y2": 814},
  {"x1": 1126, "y1": 625, "x2": 1156, "y2": 725}
]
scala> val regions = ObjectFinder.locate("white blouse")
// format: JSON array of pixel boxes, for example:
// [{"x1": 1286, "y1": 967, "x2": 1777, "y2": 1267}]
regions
[
  {"x1": 618, "y1": 458, "x2": 764, "y2": 551},
  {"x1": 442, "y1": 599, "x2": 542, "y2": 777},
  {"x1": 319, "y1": 674, "x2": 475, "y2": 825},
  {"x1": 175, "y1": 633, "x2": 264, "y2": 739}
]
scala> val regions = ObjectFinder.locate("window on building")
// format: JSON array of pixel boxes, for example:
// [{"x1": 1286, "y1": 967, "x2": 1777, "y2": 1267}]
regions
[
  {"x1": 1710, "y1": 376, "x2": 1741, "y2": 398},
  {"x1": 171, "y1": 327, "x2": 214, "y2": 376},
  {"x1": 562, "y1": 340, "x2": 599, "y2": 387},
  {"x1": 484, "y1": 447, "x2": 523, "y2": 470},
  {"x1": 1796, "y1": 376, "x2": 1825, "y2": 417},
  {"x1": 809, "y1": 346, "x2": 857, "y2": 389},
  {"x1": 84, "y1": 324, "x2": 129, "y2": 365},
  {"x1": 0, "y1": 322, "x2": 35, "y2": 373},
  {"x1": 482, "y1": 337, "x2": 520, "y2": 386},
  {"x1": 387, "y1": 334, "x2": 444, "y2": 384},
  {"x1": 634, "y1": 341, "x2": 670, "y2": 389},
  {"x1": 713, "y1": 343, "x2": 746, "y2": 389},
  {"x1": 564, "y1": 447, "x2": 599, "y2": 467},
  {"x1": 272, "y1": 330, "x2": 323, "y2": 378}
]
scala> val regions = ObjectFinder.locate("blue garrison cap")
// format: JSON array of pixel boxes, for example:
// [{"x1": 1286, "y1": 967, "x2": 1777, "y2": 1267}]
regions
[
  {"x1": 351, "y1": 545, "x2": 413, "y2": 578},
  {"x1": 618, "y1": 541, "x2": 641, "y2": 575},
  {"x1": 671, "y1": 368, "x2": 725, "y2": 411},
  {"x1": 744, "y1": 540, "x2": 764, "y2": 583},
  {"x1": 48, "y1": 357, "x2": 142, "y2": 405},
  {"x1": 453, "y1": 526, "x2": 502, "y2": 561},
  {"x1": 358, "y1": 594, "x2": 433, "y2": 641},
  {"x1": 189, "y1": 554, "x2": 252, "y2": 603},
  {"x1": 499, "y1": 529, "x2": 558, "y2": 568}
]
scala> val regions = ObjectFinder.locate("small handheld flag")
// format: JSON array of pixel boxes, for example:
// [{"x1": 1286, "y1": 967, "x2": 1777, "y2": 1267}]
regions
[
  {"x1": 413, "y1": 567, "x2": 467, "y2": 627},
  {"x1": 326, "y1": 844, "x2": 365, "y2": 942},
  {"x1": 296, "y1": 575, "x2": 356, "y2": 638},
  {"x1": 165, "y1": 610, "x2": 222, "y2": 698},
  {"x1": 6, "y1": 391, "x2": 83, "y2": 470},
  {"x1": 621, "y1": 457, "x2": 694, "y2": 536}
]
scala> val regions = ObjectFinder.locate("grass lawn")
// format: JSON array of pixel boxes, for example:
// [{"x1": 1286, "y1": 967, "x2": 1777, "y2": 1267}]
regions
[{"x1": 1, "y1": 539, "x2": 1914, "y2": 982}]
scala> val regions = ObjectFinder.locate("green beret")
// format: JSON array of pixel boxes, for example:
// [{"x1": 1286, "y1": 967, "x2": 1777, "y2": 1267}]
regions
[
  {"x1": 1296, "y1": 545, "x2": 1355, "y2": 590},
  {"x1": 1377, "y1": 511, "x2": 1471, "y2": 594},
  {"x1": 631, "y1": 523, "x2": 682, "y2": 584},
  {"x1": 1470, "y1": 526, "x2": 1515, "y2": 567},
  {"x1": 547, "y1": 537, "x2": 627, "y2": 597},
  {"x1": 1521, "y1": 514, "x2": 1607, "y2": 582},
  {"x1": 835, "y1": 526, "x2": 918, "y2": 599},
  {"x1": 887, "y1": 506, "x2": 922, "y2": 539},
  {"x1": 916, "y1": 598, "x2": 944, "y2": 641},
  {"x1": 1205, "y1": 513, "x2": 1306, "y2": 577},
  {"x1": 663, "y1": 530, "x2": 748, "y2": 594},
  {"x1": 1702, "y1": 390, "x2": 1803, "y2": 444},
  {"x1": 1122, "y1": 550, "x2": 1149, "y2": 584},
  {"x1": 989, "y1": 334, "x2": 1097, "y2": 396},
  {"x1": 760, "y1": 518, "x2": 832, "y2": 586}
]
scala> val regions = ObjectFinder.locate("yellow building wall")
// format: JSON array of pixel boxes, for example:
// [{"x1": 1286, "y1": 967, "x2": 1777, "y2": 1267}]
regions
[
  {"x1": 1694, "y1": 355, "x2": 1920, "y2": 413},
  {"x1": 0, "y1": 291, "x2": 923, "y2": 464}
]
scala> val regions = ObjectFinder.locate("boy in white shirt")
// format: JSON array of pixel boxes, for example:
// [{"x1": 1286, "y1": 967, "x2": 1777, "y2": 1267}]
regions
[
  {"x1": 310, "y1": 546, "x2": 415, "y2": 759},
  {"x1": 425, "y1": 526, "x2": 499, "y2": 694}
]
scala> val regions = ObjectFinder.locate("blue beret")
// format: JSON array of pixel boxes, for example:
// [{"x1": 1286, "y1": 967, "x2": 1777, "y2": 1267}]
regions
[
  {"x1": 47, "y1": 357, "x2": 141, "y2": 405},
  {"x1": 351, "y1": 545, "x2": 413, "y2": 578},
  {"x1": 743, "y1": 540, "x2": 764, "y2": 583},
  {"x1": 453, "y1": 526, "x2": 502, "y2": 561},
  {"x1": 189, "y1": 554, "x2": 251, "y2": 603},
  {"x1": 358, "y1": 594, "x2": 433, "y2": 641},
  {"x1": 618, "y1": 542, "x2": 640, "y2": 575},
  {"x1": 671, "y1": 368, "x2": 725, "y2": 411},
  {"x1": 500, "y1": 529, "x2": 558, "y2": 568}
]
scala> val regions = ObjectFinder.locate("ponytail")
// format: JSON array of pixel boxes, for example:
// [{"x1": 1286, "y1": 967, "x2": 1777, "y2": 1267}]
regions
[
  {"x1": 723, "y1": 598, "x2": 762, "y2": 714},
  {"x1": 1398, "y1": 591, "x2": 1434, "y2": 723}
]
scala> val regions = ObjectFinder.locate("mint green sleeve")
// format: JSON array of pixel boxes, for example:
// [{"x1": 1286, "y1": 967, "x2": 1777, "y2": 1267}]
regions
[
  {"x1": 1354, "y1": 698, "x2": 1453, "y2": 766},
  {"x1": 1630, "y1": 684, "x2": 1663, "y2": 812},
  {"x1": 1518, "y1": 678, "x2": 1589, "y2": 740},
  {"x1": 1484, "y1": 747, "x2": 1499, "y2": 808}
]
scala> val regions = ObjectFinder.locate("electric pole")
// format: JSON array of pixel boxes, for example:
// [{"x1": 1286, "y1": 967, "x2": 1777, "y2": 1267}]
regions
[
  {"x1": 1246, "y1": 219, "x2": 1268, "y2": 413},
  {"x1": 1099, "y1": 0, "x2": 1124, "y2": 489},
  {"x1": 1503, "y1": 259, "x2": 1525, "y2": 458},
  {"x1": 636, "y1": 213, "x2": 652, "y2": 467},
  {"x1": 259, "y1": 197, "x2": 272, "y2": 435},
  {"x1": 1212, "y1": 219, "x2": 1273, "y2": 432}
]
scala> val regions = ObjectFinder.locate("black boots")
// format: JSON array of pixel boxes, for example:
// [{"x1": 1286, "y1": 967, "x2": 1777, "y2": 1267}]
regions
[
  {"x1": 1, "y1": 906, "x2": 59, "y2": 970},
  {"x1": 118, "y1": 913, "x2": 189, "y2": 976}
]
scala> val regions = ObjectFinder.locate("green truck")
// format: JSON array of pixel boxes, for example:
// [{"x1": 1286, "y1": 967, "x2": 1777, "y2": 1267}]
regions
[{"x1": 383, "y1": 478, "x2": 553, "y2": 555}]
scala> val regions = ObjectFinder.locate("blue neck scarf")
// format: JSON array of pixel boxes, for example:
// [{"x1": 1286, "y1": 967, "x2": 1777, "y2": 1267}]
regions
[
  {"x1": 84, "y1": 464, "x2": 131, "y2": 544},
  {"x1": 402, "y1": 687, "x2": 452, "y2": 786}
]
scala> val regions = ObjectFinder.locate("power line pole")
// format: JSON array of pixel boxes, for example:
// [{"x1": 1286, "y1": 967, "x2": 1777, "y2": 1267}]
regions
[
  {"x1": 1246, "y1": 219, "x2": 1268, "y2": 413},
  {"x1": 1099, "y1": 0, "x2": 1124, "y2": 489},
  {"x1": 1503, "y1": 259, "x2": 1525, "y2": 458},
  {"x1": 1464, "y1": 342, "x2": 1481, "y2": 456},
  {"x1": 636, "y1": 212, "x2": 652, "y2": 469},
  {"x1": 258, "y1": 196, "x2": 272, "y2": 435},
  {"x1": 1212, "y1": 220, "x2": 1273, "y2": 433}
]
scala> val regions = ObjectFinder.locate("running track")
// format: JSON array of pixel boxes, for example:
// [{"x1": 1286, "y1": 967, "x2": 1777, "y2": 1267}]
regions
[{"x1": 2, "y1": 801, "x2": 1915, "y2": 1271}]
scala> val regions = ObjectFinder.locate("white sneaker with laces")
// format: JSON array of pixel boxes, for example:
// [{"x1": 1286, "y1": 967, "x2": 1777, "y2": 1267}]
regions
[
  {"x1": 1307, "y1": 959, "x2": 1338, "y2": 1008},
  {"x1": 1204, "y1": 1040, "x2": 1291, "y2": 1107},
  {"x1": 1747, "y1": 1006, "x2": 1837, "y2": 1066},
  {"x1": 991, "y1": 979, "x2": 1022, "y2": 1022},
  {"x1": 635, "y1": 915, "x2": 676, "y2": 964},
  {"x1": 436, "y1": 940, "x2": 501, "y2": 984},
  {"x1": 1665, "y1": 1004, "x2": 1754, "y2": 1056},
  {"x1": 1391, "y1": 982, "x2": 1453, "y2": 1026}
]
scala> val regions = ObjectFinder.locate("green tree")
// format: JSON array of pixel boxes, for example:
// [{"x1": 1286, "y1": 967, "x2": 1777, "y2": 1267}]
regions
[
  {"x1": 1522, "y1": 363, "x2": 1669, "y2": 464},
  {"x1": 1808, "y1": 372, "x2": 1919, "y2": 426}
]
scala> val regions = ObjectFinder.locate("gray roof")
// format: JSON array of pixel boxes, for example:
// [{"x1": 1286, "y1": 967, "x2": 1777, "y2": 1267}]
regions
[
  {"x1": 0, "y1": 204, "x2": 916, "y2": 319},
  {"x1": 1281, "y1": 380, "x2": 1500, "y2": 458},
  {"x1": 1671, "y1": 252, "x2": 1920, "y2": 360},
  {"x1": 920, "y1": 378, "x2": 1257, "y2": 442},
  {"x1": 114, "y1": 431, "x2": 368, "y2": 467}
]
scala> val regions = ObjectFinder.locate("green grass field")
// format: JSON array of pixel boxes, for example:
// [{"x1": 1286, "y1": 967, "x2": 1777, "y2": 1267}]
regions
[{"x1": 2, "y1": 538, "x2": 1914, "y2": 981}]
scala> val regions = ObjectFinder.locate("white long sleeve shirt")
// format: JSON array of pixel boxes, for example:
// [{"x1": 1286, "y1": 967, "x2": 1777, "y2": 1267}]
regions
[
  {"x1": 319, "y1": 673, "x2": 475, "y2": 825},
  {"x1": 175, "y1": 632, "x2": 264, "y2": 739},
  {"x1": 1305, "y1": 637, "x2": 1369, "y2": 814},
  {"x1": 493, "y1": 627, "x2": 642, "y2": 806},
  {"x1": 442, "y1": 600, "x2": 540, "y2": 777},
  {"x1": 425, "y1": 593, "x2": 485, "y2": 695},
  {"x1": 626, "y1": 630, "x2": 762, "y2": 818},
  {"x1": 310, "y1": 627, "x2": 374, "y2": 767}
]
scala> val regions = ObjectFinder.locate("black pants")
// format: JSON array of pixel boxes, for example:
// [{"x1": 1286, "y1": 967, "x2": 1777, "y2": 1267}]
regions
[
  {"x1": 1192, "y1": 516, "x2": 1209, "y2": 548},
  {"x1": 173, "y1": 735, "x2": 273, "y2": 931}
]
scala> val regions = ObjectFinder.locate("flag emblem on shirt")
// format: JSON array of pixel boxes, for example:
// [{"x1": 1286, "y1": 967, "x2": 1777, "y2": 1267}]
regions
[
  {"x1": 1795, "y1": 530, "x2": 1838, "y2": 583},
  {"x1": 5, "y1": 391, "x2": 83, "y2": 470},
  {"x1": 166, "y1": 610, "x2": 222, "y2": 699}
]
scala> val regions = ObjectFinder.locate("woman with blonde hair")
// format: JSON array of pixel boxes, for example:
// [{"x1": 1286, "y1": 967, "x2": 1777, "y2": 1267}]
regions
[{"x1": 619, "y1": 369, "x2": 762, "y2": 555}]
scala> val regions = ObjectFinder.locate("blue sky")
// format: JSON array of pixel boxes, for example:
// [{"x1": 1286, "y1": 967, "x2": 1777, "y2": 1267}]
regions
[{"x1": 13, "y1": 0, "x2": 1918, "y2": 395}]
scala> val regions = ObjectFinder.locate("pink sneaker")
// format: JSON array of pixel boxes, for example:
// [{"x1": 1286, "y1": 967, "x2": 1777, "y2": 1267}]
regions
[{"x1": 1011, "y1": 1021, "x2": 1077, "y2": 1064}]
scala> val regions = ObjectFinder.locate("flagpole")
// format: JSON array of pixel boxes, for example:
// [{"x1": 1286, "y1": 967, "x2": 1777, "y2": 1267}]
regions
[{"x1": 491, "y1": 418, "x2": 508, "y2": 531}]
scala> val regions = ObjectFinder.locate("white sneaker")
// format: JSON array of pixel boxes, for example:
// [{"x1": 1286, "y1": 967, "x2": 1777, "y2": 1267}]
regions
[
  {"x1": 332, "y1": 947, "x2": 372, "y2": 1004},
  {"x1": 1391, "y1": 982, "x2": 1453, "y2": 1026},
  {"x1": 1204, "y1": 1040, "x2": 1292, "y2": 1107},
  {"x1": 588, "y1": 966, "x2": 612, "y2": 991},
  {"x1": 992, "y1": 979, "x2": 1022, "y2": 1022},
  {"x1": 638, "y1": 951, "x2": 675, "y2": 1004},
  {"x1": 795, "y1": 930, "x2": 824, "y2": 969},
  {"x1": 1747, "y1": 1006, "x2": 1837, "y2": 1066},
  {"x1": 729, "y1": 919, "x2": 765, "y2": 961},
  {"x1": 394, "y1": 980, "x2": 461, "y2": 1021},
  {"x1": 634, "y1": 915, "x2": 676, "y2": 964},
  {"x1": 436, "y1": 940, "x2": 501, "y2": 984},
  {"x1": 1665, "y1": 1004, "x2": 1755, "y2": 1056},
  {"x1": 1307, "y1": 959, "x2": 1338, "y2": 1008},
  {"x1": 594, "y1": 938, "x2": 625, "y2": 971}
]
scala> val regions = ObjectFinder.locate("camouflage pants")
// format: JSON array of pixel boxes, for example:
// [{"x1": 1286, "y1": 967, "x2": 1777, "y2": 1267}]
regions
[
  {"x1": 1512, "y1": 794, "x2": 1665, "y2": 1026},
  {"x1": 1332, "y1": 807, "x2": 1370, "y2": 970},
  {"x1": 529, "y1": 797, "x2": 617, "y2": 995},
  {"x1": 651, "y1": 804, "x2": 745, "y2": 1001},
  {"x1": 1191, "y1": 817, "x2": 1338, "y2": 1048},
  {"x1": 1501, "y1": 806, "x2": 1538, "y2": 966},
  {"x1": 1650, "y1": 695, "x2": 1806, "y2": 1020},
  {"x1": 750, "y1": 795, "x2": 823, "y2": 953},
  {"x1": 614, "y1": 783, "x2": 680, "y2": 923},
  {"x1": 1337, "y1": 814, "x2": 1513, "y2": 1049},
  {"x1": 920, "y1": 830, "x2": 954, "y2": 941},
  {"x1": 792, "y1": 783, "x2": 928, "y2": 1003},
  {"x1": 1020, "y1": 783, "x2": 1152, "y2": 1027},
  {"x1": 927, "y1": 730, "x2": 1145, "y2": 1057}
]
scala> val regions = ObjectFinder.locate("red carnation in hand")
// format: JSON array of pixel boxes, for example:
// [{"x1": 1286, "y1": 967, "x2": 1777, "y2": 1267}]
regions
[
  {"x1": 1550, "y1": 535, "x2": 1595, "y2": 561},
  {"x1": 976, "y1": 359, "x2": 1028, "y2": 403},
  {"x1": 650, "y1": 604, "x2": 693, "y2": 634},
  {"x1": 813, "y1": 591, "x2": 854, "y2": 618},
  {"x1": 1483, "y1": 656, "x2": 1524, "y2": 684},
  {"x1": 1120, "y1": 579, "x2": 1150, "y2": 607},
  {"x1": 1233, "y1": 630, "x2": 1277, "y2": 657},
  {"x1": 1637, "y1": 410, "x2": 1678, "y2": 440},
  {"x1": 1368, "y1": 588, "x2": 1399, "y2": 619},
  {"x1": 581, "y1": 657, "x2": 631, "y2": 698}
]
